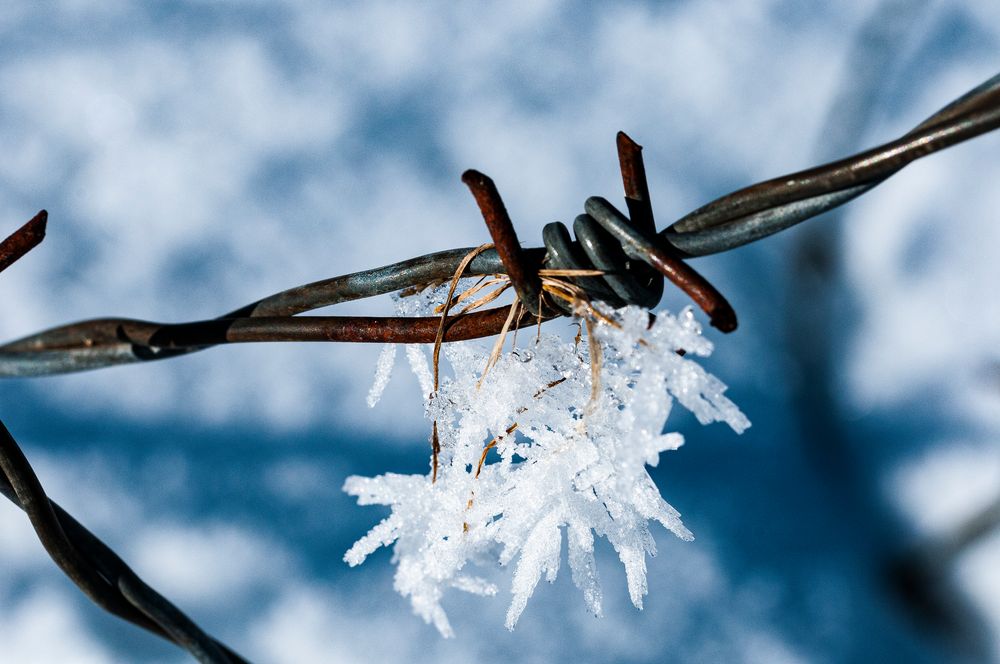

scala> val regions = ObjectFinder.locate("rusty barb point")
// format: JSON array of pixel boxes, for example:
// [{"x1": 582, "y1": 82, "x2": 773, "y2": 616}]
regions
[
  {"x1": 462, "y1": 170, "x2": 545, "y2": 317},
  {"x1": 0, "y1": 210, "x2": 46, "y2": 274}
]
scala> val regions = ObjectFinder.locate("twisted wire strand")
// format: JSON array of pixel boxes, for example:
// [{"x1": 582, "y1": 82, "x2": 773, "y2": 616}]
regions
[
  {"x1": 0, "y1": 222, "x2": 244, "y2": 664},
  {"x1": 0, "y1": 420, "x2": 247, "y2": 664},
  {"x1": 662, "y1": 72, "x2": 1000, "y2": 256}
]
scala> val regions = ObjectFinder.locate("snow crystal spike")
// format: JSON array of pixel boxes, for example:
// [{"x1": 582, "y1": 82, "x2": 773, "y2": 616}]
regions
[{"x1": 348, "y1": 286, "x2": 749, "y2": 636}]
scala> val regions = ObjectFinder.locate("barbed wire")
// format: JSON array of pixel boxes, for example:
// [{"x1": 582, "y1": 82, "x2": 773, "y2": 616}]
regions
[
  {"x1": 1, "y1": 72, "x2": 998, "y2": 379},
  {"x1": 0, "y1": 71, "x2": 997, "y2": 663},
  {"x1": 0, "y1": 218, "x2": 247, "y2": 663}
]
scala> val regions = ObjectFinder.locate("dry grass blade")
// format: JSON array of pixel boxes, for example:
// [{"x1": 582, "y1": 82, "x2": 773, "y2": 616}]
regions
[
  {"x1": 456, "y1": 282, "x2": 512, "y2": 315},
  {"x1": 431, "y1": 421, "x2": 441, "y2": 484},
  {"x1": 431, "y1": 243, "x2": 494, "y2": 483},
  {"x1": 433, "y1": 243, "x2": 495, "y2": 391},
  {"x1": 399, "y1": 279, "x2": 447, "y2": 298},
  {"x1": 539, "y1": 275, "x2": 591, "y2": 308},
  {"x1": 584, "y1": 317, "x2": 602, "y2": 414},
  {"x1": 536, "y1": 268, "x2": 605, "y2": 278},
  {"x1": 477, "y1": 299, "x2": 521, "y2": 388},
  {"x1": 532, "y1": 376, "x2": 567, "y2": 400},
  {"x1": 475, "y1": 423, "x2": 519, "y2": 478},
  {"x1": 434, "y1": 275, "x2": 492, "y2": 313}
]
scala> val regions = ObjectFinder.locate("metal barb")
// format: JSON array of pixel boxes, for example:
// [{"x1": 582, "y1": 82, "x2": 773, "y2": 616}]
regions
[
  {"x1": 616, "y1": 131, "x2": 656, "y2": 237},
  {"x1": 462, "y1": 170, "x2": 546, "y2": 316},
  {"x1": 0, "y1": 210, "x2": 47, "y2": 275}
]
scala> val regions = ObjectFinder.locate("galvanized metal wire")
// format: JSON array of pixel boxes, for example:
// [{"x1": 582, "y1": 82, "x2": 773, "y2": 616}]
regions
[
  {"x1": 0, "y1": 71, "x2": 997, "y2": 662},
  {"x1": 663, "y1": 71, "x2": 1000, "y2": 255}
]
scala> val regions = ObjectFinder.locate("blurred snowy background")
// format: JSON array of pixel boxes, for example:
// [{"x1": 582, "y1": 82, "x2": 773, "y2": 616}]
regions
[{"x1": 0, "y1": 0, "x2": 998, "y2": 662}]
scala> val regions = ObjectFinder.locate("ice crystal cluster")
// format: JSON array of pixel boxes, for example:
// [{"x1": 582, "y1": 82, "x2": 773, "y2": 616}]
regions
[{"x1": 347, "y1": 282, "x2": 749, "y2": 637}]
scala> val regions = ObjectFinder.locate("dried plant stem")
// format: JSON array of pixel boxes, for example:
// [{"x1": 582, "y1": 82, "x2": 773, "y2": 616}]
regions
[
  {"x1": 433, "y1": 243, "x2": 495, "y2": 391},
  {"x1": 431, "y1": 243, "x2": 495, "y2": 483},
  {"x1": 584, "y1": 317, "x2": 602, "y2": 414},
  {"x1": 475, "y1": 423, "x2": 519, "y2": 479},
  {"x1": 478, "y1": 299, "x2": 521, "y2": 388},
  {"x1": 456, "y1": 282, "x2": 511, "y2": 315}
]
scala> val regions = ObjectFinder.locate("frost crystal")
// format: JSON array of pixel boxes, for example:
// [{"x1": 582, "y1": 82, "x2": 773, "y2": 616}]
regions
[
  {"x1": 366, "y1": 343, "x2": 397, "y2": 408},
  {"x1": 345, "y1": 283, "x2": 749, "y2": 636}
]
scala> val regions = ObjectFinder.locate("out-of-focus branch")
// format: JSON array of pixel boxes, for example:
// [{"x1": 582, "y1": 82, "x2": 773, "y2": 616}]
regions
[{"x1": 885, "y1": 494, "x2": 1000, "y2": 659}]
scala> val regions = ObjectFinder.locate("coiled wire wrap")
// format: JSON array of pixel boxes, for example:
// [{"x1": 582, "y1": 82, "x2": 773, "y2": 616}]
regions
[
  {"x1": 542, "y1": 130, "x2": 663, "y2": 313},
  {"x1": 543, "y1": 203, "x2": 663, "y2": 311},
  {"x1": 461, "y1": 134, "x2": 737, "y2": 331}
]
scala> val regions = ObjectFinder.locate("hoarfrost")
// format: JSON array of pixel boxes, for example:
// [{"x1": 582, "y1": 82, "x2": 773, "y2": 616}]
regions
[
  {"x1": 345, "y1": 285, "x2": 749, "y2": 636},
  {"x1": 366, "y1": 343, "x2": 397, "y2": 408}
]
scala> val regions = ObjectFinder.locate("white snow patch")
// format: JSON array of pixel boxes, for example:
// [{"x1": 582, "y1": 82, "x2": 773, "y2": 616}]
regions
[
  {"x1": 130, "y1": 523, "x2": 291, "y2": 606},
  {"x1": 890, "y1": 444, "x2": 1000, "y2": 536}
]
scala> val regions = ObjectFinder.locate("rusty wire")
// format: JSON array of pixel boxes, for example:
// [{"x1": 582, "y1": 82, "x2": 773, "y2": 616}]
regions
[{"x1": 0, "y1": 71, "x2": 997, "y2": 662}]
